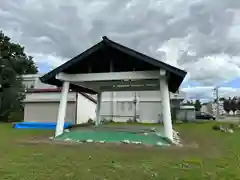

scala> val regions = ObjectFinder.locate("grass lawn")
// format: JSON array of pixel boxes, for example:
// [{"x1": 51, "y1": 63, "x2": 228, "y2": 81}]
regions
[{"x1": 1, "y1": 122, "x2": 240, "y2": 180}]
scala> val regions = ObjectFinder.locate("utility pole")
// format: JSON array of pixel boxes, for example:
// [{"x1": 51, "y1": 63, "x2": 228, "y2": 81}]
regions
[
  {"x1": 133, "y1": 91, "x2": 137, "y2": 122},
  {"x1": 213, "y1": 86, "x2": 220, "y2": 120}
]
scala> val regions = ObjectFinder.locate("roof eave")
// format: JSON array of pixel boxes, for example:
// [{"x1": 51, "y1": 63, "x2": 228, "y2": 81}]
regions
[
  {"x1": 39, "y1": 40, "x2": 106, "y2": 92},
  {"x1": 40, "y1": 36, "x2": 187, "y2": 93}
]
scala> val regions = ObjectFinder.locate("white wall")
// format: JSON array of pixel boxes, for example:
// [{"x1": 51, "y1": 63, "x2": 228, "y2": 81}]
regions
[
  {"x1": 102, "y1": 91, "x2": 185, "y2": 102},
  {"x1": 24, "y1": 92, "x2": 76, "y2": 102},
  {"x1": 23, "y1": 91, "x2": 96, "y2": 123},
  {"x1": 22, "y1": 74, "x2": 97, "y2": 124},
  {"x1": 76, "y1": 93, "x2": 96, "y2": 124},
  {"x1": 139, "y1": 101, "x2": 162, "y2": 123},
  {"x1": 24, "y1": 102, "x2": 76, "y2": 123}
]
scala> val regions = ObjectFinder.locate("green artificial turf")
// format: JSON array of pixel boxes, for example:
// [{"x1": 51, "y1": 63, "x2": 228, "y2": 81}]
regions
[{"x1": 56, "y1": 129, "x2": 169, "y2": 145}]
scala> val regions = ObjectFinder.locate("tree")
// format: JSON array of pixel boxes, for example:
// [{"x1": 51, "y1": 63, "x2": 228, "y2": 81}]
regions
[
  {"x1": 223, "y1": 97, "x2": 231, "y2": 114},
  {"x1": 237, "y1": 97, "x2": 240, "y2": 110},
  {"x1": 194, "y1": 99, "x2": 201, "y2": 111},
  {"x1": 230, "y1": 97, "x2": 238, "y2": 114},
  {"x1": 0, "y1": 31, "x2": 38, "y2": 121}
]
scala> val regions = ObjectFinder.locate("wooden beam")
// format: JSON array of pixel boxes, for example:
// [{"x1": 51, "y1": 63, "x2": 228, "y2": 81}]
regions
[
  {"x1": 75, "y1": 79, "x2": 159, "y2": 87},
  {"x1": 56, "y1": 71, "x2": 160, "y2": 82},
  {"x1": 99, "y1": 85, "x2": 160, "y2": 92},
  {"x1": 71, "y1": 82, "x2": 101, "y2": 93}
]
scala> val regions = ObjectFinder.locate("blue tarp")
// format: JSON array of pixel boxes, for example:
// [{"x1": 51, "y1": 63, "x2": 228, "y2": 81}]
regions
[{"x1": 14, "y1": 122, "x2": 73, "y2": 129}]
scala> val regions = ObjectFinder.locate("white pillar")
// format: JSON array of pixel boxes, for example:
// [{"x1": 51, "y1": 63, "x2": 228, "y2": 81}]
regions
[
  {"x1": 160, "y1": 70, "x2": 173, "y2": 141},
  {"x1": 55, "y1": 81, "x2": 70, "y2": 137},
  {"x1": 96, "y1": 92, "x2": 102, "y2": 126}
]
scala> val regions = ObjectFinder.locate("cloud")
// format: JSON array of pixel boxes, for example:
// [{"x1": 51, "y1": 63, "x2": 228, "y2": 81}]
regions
[
  {"x1": 185, "y1": 54, "x2": 240, "y2": 86},
  {"x1": 1, "y1": 0, "x2": 240, "y2": 98},
  {"x1": 29, "y1": 52, "x2": 67, "y2": 68},
  {"x1": 182, "y1": 85, "x2": 240, "y2": 100}
]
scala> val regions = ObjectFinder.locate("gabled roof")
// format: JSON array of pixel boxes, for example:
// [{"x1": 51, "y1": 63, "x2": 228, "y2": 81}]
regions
[{"x1": 40, "y1": 36, "x2": 187, "y2": 93}]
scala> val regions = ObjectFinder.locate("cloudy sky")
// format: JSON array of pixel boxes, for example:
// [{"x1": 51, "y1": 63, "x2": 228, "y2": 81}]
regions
[{"x1": 1, "y1": 0, "x2": 240, "y2": 100}]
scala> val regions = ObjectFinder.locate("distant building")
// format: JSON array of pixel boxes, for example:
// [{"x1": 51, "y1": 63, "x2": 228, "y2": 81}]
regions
[
  {"x1": 176, "y1": 105, "x2": 195, "y2": 121},
  {"x1": 22, "y1": 74, "x2": 97, "y2": 124},
  {"x1": 201, "y1": 101, "x2": 225, "y2": 116}
]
